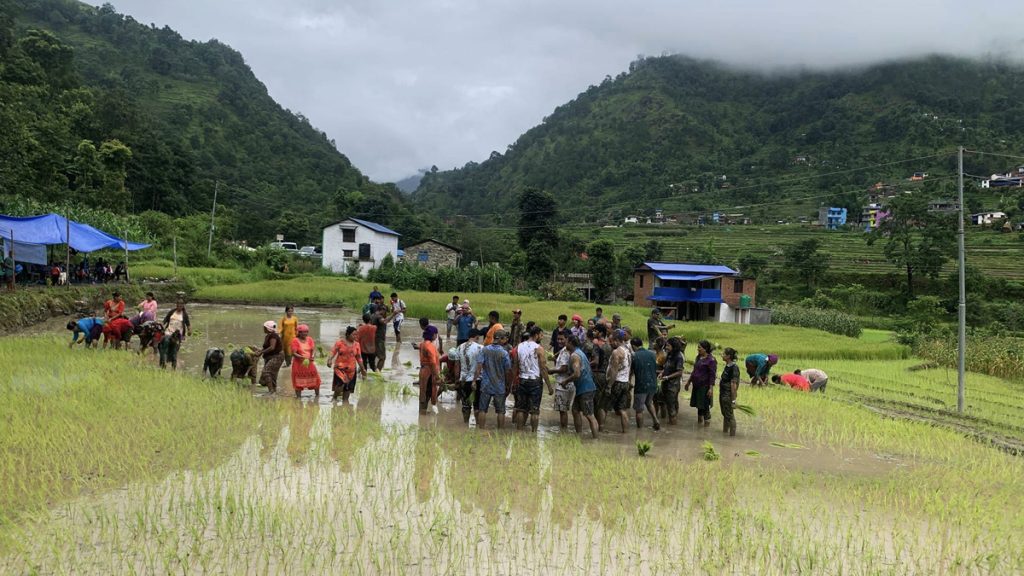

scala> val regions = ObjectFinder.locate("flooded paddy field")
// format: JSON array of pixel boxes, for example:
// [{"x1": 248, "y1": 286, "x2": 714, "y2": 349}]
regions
[{"x1": 3, "y1": 304, "x2": 1022, "y2": 574}]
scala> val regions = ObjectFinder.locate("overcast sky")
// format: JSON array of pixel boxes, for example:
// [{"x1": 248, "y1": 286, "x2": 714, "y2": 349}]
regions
[{"x1": 94, "y1": 1, "x2": 1023, "y2": 182}]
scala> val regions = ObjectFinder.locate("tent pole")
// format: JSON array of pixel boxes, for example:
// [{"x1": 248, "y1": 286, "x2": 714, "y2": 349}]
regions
[
  {"x1": 173, "y1": 236, "x2": 178, "y2": 277},
  {"x1": 65, "y1": 212, "x2": 71, "y2": 289},
  {"x1": 9, "y1": 230, "x2": 15, "y2": 293},
  {"x1": 124, "y1": 229, "x2": 130, "y2": 284}
]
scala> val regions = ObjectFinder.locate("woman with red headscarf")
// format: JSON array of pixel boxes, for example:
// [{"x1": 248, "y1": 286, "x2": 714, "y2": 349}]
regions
[{"x1": 290, "y1": 324, "x2": 321, "y2": 398}]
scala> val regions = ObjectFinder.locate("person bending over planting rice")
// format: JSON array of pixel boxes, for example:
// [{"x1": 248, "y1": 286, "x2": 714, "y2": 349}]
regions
[
  {"x1": 102, "y1": 315, "x2": 134, "y2": 350},
  {"x1": 67, "y1": 316, "x2": 104, "y2": 349},
  {"x1": 795, "y1": 368, "x2": 828, "y2": 393},
  {"x1": 772, "y1": 372, "x2": 810, "y2": 392},
  {"x1": 744, "y1": 353, "x2": 777, "y2": 386},
  {"x1": 327, "y1": 326, "x2": 366, "y2": 405}
]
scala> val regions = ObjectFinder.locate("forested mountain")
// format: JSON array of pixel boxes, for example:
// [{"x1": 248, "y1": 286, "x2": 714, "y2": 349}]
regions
[
  {"x1": 413, "y1": 55, "x2": 1024, "y2": 223},
  {"x1": 0, "y1": 0, "x2": 434, "y2": 248}
]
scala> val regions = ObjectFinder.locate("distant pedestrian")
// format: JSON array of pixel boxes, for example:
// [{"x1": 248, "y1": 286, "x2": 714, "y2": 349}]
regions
[
  {"x1": 685, "y1": 340, "x2": 717, "y2": 426},
  {"x1": 475, "y1": 329, "x2": 511, "y2": 430},
  {"x1": 745, "y1": 353, "x2": 778, "y2": 386},
  {"x1": 630, "y1": 337, "x2": 661, "y2": 431},
  {"x1": 796, "y1": 368, "x2": 828, "y2": 392},
  {"x1": 719, "y1": 347, "x2": 740, "y2": 436},
  {"x1": 659, "y1": 337, "x2": 686, "y2": 425}
]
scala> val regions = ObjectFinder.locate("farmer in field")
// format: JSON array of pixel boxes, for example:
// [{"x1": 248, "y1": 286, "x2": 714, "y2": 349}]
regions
[
  {"x1": 103, "y1": 291, "x2": 125, "y2": 321},
  {"x1": 772, "y1": 372, "x2": 810, "y2": 392},
  {"x1": 372, "y1": 300, "x2": 388, "y2": 370},
  {"x1": 565, "y1": 335, "x2": 600, "y2": 438},
  {"x1": 279, "y1": 306, "x2": 299, "y2": 367},
  {"x1": 686, "y1": 340, "x2": 717, "y2": 426},
  {"x1": 720, "y1": 347, "x2": 741, "y2": 436},
  {"x1": 418, "y1": 325, "x2": 442, "y2": 414},
  {"x1": 257, "y1": 320, "x2": 284, "y2": 394},
  {"x1": 647, "y1": 308, "x2": 674, "y2": 344},
  {"x1": 550, "y1": 331, "x2": 576, "y2": 429},
  {"x1": 102, "y1": 314, "x2": 134, "y2": 350},
  {"x1": 133, "y1": 292, "x2": 158, "y2": 324},
  {"x1": 445, "y1": 295, "x2": 459, "y2": 341},
  {"x1": 483, "y1": 310, "x2": 503, "y2": 346},
  {"x1": 162, "y1": 300, "x2": 192, "y2": 342},
  {"x1": 745, "y1": 353, "x2": 778, "y2": 386},
  {"x1": 456, "y1": 328, "x2": 483, "y2": 423},
  {"x1": 230, "y1": 346, "x2": 260, "y2": 385},
  {"x1": 290, "y1": 324, "x2": 321, "y2": 399},
  {"x1": 591, "y1": 307, "x2": 604, "y2": 326},
  {"x1": 388, "y1": 292, "x2": 407, "y2": 344},
  {"x1": 475, "y1": 329, "x2": 511, "y2": 429},
  {"x1": 455, "y1": 303, "x2": 476, "y2": 346},
  {"x1": 508, "y1": 308, "x2": 525, "y2": 347},
  {"x1": 549, "y1": 314, "x2": 571, "y2": 353},
  {"x1": 604, "y1": 329, "x2": 633, "y2": 433},
  {"x1": 327, "y1": 326, "x2": 366, "y2": 404},
  {"x1": 591, "y1": 324, "x2": 612, "y2": 430},
  {"x1": 570, "y1": 314, "x2": 587, "y2": 344},
  {"x1": 67, "y1": 316, "x2": 104, "y2": 348},
  {"x1": 630, "y1": 337, "x2": 661, "y2": 431},
  {"x1": 796, "y1": 368, "x2": 828, "y2": 392},
  {"x1": 356, "y1": 314, "x2": 377, "y2": 372},
  {"x1": 659, "y1": 337, "x2": 686, "y2": 425},
  {"x1": 514, "y1": 326, "x2": 551, "y2": 432}
]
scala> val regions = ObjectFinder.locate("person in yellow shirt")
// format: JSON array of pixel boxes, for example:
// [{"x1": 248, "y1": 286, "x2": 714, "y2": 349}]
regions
[{"x1": 279, "y1": 305, "x2": 299, "y2": 366}]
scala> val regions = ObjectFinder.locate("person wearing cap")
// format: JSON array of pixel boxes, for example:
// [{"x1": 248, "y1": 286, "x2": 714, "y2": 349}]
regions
[
  {"x1": 290, "y1": 324, "x2": 321, "y2": 399},
  {"x1": 647, "y1": 308, "x2": 674, "y2": 344},
  {"x1": 483, "y1": 310, "x2": 503, "y2": 346},
  {"x1": 445, "y1": 295, "x2": 460, "y2": 340},
  {"x1": 745, "y1": 353, "x2": 778, "y2": 386},
  {"x1": 257, "y1": 320, "x2": 285, "y2": 395},
  {"x1": 455, "y1": 304, "x2": 476, "y2": 346},
  {"x1": 475, "y1": 329, "x2": 511, "y2": 430},
  {"x1": 550, "y1": 331, "x2": 577, "y2": 430},
  {"x1": 418, "y1": 324, "x2": 442, "y2": 414},
  {"x1": 328, "y1": 326, "x2": 367, "y2": 404},
  {"x1": 604, "y1": 329, "x2": 633, "y2": 433},
  {"x1": 550, "y1": 314, "x2": 571, "y2": 354},
  {"x1": 570, "y1": 314, "x2": 586, "y2": 344},
  {"x1": 456, "y1": 328, "x2": 483, "y2": 423},
  {"x1": 508, "y1": 309, "x2": 525, "y2": 347},
  {"x1": 514, "y1": 326, "x2": 552, "y2": 432}
]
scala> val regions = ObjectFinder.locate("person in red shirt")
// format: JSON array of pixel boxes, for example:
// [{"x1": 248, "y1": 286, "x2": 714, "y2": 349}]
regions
[
  {"x1": 773, "y1": 372, "x2": 810, "y2": 392},
  {"x1": 104, "y1": 292, "x2": 125, "y2": 321},
  {"x1": 102, "y1": 315, "x2": 134, "y2": 350},
  {"x1": 327, "y1": 326, "x2": 366, "y2": 404},
  {"x1": 418, "y1": 324, "x2": 442, "y2": 414},
  {"x1": 355, "y1": 314, "x2": 378, "y2": 372}
]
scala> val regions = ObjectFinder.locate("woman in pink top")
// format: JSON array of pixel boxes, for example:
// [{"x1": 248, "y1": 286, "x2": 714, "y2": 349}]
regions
[{"x1": 137, "y1": 292, "x2": 158, "y2": 322}]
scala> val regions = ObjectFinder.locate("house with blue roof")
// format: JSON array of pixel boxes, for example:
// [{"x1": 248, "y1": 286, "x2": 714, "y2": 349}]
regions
[
  {"x1": 322, "y1": 217, "x2": 400, "y2": 276},
  {"x1": 633, "y1": 262, "x2": 759, "y2": 323}
]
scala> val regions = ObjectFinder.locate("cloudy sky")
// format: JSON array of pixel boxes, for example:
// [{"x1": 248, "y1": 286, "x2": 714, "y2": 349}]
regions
[{"x1": 94, "y1": 1, "x2": 1022, "y2": 182}]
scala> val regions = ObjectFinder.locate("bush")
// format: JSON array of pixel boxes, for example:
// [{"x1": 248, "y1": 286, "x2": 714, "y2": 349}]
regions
[
  {"x1": 913, "y1": 331, "x2": 1024, "y2": 380},
  {"x1": 367, "y1": 262, "x2": 512, "y2": 293},
  {"x1": 770, "y1": 304, "x2": 862, "y2": 338}
]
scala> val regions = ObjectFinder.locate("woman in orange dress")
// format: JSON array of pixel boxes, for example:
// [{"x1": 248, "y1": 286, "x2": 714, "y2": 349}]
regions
[
  {"x1": 290, "y1": 324, "x2": 321, "y2": 398},
  {"x1": 418, "y1": 324, "x2": 442, "y2": 414},
  {"x1": 280, "y1": 306, "x2": 299, "y2": 366},
  {"x1": 327, "y1": 326, "x2": 366, "y2": 404}
]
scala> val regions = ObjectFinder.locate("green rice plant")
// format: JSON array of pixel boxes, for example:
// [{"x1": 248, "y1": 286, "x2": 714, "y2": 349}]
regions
[
  {"x1": 770, "y1": 442, "x2": 807, "y2": 449},
  {"x1": 736, "y1": 403, "x2": 756, "y2": 416},
  {"x1": 636, "y1": 441, "x2": 652, "y2": 457},
  {"x1": 702, "y1": 441, "x2": 720, "y2": 461}
]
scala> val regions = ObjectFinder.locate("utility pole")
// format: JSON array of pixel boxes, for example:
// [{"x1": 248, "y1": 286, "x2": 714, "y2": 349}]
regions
[
  {"x1": 207, "y1": 180, "x2": 219, "y2": 259},
  {"x1": 65, "y1": 211, "x2": 71, "y2": 289},
  {"x1": 478, "y1": 245, "x2": 484, "y2": 293},
  {"x1": 957, "y1": 147, "x2": 966, "y2": 414}
]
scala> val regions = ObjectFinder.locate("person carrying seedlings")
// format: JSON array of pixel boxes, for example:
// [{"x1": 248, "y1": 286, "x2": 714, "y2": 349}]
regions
[
  {"x1": 355, "y1": 314, "x2": 377, "y2": 372},
  {"x1": 257, "y1": 320, "x2": 284, "y2": 395},
  {"x1": 659, "y1": 337, "x2": 686, "y2": 424},
  {"x1": 604, "y1": 330, "x2": 633, "y2": 433},
  {"x1": 550, "y1": 331, "x2": 577, "y2": 430},
  {"x1": 456, "y1": 328, "x2": 483, "y2": 424},
  {"x1": 685, "y1": 340, "x2": 717, "y2": 426},
  {"x1": 719, "y1": 347, "x2": 741, "y2": 436},
  {"x1": 483, "y1": 310, "x2": 503, "y2": 346},
  {"x1": 565, "y1": 335, "x2": 600, "y2": 438},
  {"x1": 513, "y1": 326, "x2": 552, "y2": 432},
  {"x1": 418, "y1": 326, "x2": 442, "y2": 414},
  {"x1": 745, "y1": 353, "x2": 777, "y2": 386},
  {"x1": 475, "y1": 329, "x2": 512, "y2": 430},
  {"x1": 328, "y1": 326, "x2": 366, "y2": 404},
  {"x1": 230, "y1": 346, "x2": 260, "y2": 385},
  {"x1": 279, "y1": 306, "x2": 299, "y2": 367},
  {"x1": 68, "y1": 316, "x2": 104, "y2": 348},
  {"x1": 772, "y1": 372, "x2": 810, "y2": 392},
  {"x1": 796, "y1": 368, "x2": 828, "y2": 392},
  {"x1": 631, "y1": 337, "x2": 661, "y2": 431},
  {"x1": 290, "y1": 324, "x2": 321, "y2": 399}
]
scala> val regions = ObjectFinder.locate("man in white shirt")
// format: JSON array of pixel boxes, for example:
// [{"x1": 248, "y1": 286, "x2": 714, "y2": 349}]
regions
[
  {"x1": 514, "y1": 326, "x2": 552, "y2": 432},
  {"x1": 550, "y1": 332, "x2": 576, "y2": 429},
  {"x1": 605, "y1": 329, "x2": 633, "y2": 433},
  {"x1": 796, "y1": 368, "x2": 828, "y2": 393},
  {"x1": 445, "y1": 295, "x2": 459, "y2": 341},
  {"x1": 457, "y1": 329, "x2": 483, "y2": 423}
]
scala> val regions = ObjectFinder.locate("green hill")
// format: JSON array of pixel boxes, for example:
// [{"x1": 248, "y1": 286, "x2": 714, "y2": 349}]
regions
[
  {"x1": 413, "y1": 55, "x2": 1024, "y2": 223},
  {"x1": 0, "y1": 0, "x2": 433, "y2": 248}
]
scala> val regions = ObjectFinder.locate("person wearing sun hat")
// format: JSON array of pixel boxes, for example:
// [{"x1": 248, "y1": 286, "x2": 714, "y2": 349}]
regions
[
  {"x1": 290, "y1": 323, "x2": 321, "y2": 398},
  {"x1": 257, "y1": 320, "x2": 285, "y2": 395}
]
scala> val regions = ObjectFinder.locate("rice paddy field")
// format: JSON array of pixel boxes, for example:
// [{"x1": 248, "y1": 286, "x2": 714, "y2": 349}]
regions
[{"x1": 2, "y1": 303, "x2": 1023, "y2": 574}]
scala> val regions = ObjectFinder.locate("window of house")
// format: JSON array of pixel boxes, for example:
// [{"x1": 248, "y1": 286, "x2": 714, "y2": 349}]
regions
[
  {"x1": 358, "y1": 243, "x2": 371, "y2": 260},
  {"x1": 733, "y1": 279, "x2": 744, "y2": 293},
  {"x1": 343, "y1": 250, "x2": 354, "y2": 258},
  {"x1": 639, "y1": 275, "x2": 644, "y2": 288},
  {"x1": 342, "y1": 228, "x2": 356, "y2": 242},
  {"x1": 418, "y1": 251, "x2": 429, "y2": 262}
]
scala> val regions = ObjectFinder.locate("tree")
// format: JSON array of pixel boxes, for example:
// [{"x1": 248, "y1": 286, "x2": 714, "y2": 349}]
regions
[
  {"x1": 587, "y1": 239, "x2": 617, "y2": 301},
  {"x1": 643, "y1": 239, "x2": 664, "y2": 261},
  {"x1": 867, "y1": 195, "x2": 956, "y2": 298},
  {"x1": 783, "y1": 238, "x2": 830, "y2": 289},
  {"x1": 517, "y1": 187, "x2": 559, "y2": 282},
  {"x1": 737, "y1": 253, "x2": 769, "y2": 279}
]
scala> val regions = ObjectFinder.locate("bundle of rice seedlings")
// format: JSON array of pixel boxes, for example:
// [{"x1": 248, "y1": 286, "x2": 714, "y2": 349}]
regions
[
  {"x1": 735, "y1": 403, "x2": 756, "y2": 416},
  {"x1": 702, "y1": 441, "x2": 720, "y2": 461},
  {"x1": 636, "y1": 441, "x2": 652, "y2": 457}
]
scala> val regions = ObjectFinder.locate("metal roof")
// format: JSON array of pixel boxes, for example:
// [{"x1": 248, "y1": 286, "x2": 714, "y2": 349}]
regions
[
  {"x1": 345, "y1": 217, "x2": 401, "y2": 236},
  {"x1": 654, "y1": 273, "x2": 718, "y2": 282},
  {"x1": 640, "y1": 262, "x2": 737, "y2": 275}
]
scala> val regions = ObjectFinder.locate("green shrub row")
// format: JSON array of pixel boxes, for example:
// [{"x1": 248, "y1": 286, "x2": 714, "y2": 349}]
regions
[{"x1": 770, "y1": 304, "x2": 863, "y2": 338}]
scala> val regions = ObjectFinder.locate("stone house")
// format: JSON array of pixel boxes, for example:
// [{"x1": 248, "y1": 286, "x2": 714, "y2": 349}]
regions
[{"x1": 402, "y1": 239, "x2": 461, "y2": 270}]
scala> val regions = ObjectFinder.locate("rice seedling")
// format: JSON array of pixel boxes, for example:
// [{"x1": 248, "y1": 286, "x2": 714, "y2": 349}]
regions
[
  {"x1": 636, "y1": 440, "x2": 652, "y2": 457},
  {"x1": 702, "y1": 441, "x2": 720, "y2": 461},
  {"x1": 736, "y1": 403, "x2": 756, "y2": 416}
]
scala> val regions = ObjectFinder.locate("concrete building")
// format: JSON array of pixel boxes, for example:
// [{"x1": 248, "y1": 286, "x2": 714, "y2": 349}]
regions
[
  {"x1": 818, "y1": 207, "x2": 847, "y2": 230},
  {"x1": 321, "y1": 217, "x2": 400, "y2": 276},
  {"x1": 402, "y1": 239, "x2": 462, "y2": 270},
  {"x1": 970, "y1": 211, "x2": 1007, "y2": 226},
  {"x1": 861, "y1": 204, "x2": 886, "y2": 231},
  {"x1": 633, "y1": 262, "x2": 762, "y2": 324}
]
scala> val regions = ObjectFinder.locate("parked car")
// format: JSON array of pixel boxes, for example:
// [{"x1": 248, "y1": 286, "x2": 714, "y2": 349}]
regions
[
  {"x1": 269, "y1": 241, "x2": 299, "y2": 253},
  {"x1": 298, "y1": 246, "x2": 322, "y2": 259}
]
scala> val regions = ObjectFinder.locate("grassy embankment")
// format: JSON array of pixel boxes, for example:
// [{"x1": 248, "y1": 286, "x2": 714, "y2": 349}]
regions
[{"x1": 0, "y1": 283, "x2": 188, "y2": 334}]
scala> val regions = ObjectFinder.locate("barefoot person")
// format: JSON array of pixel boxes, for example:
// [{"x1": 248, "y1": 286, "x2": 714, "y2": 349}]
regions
[
  {"x1": 456, "y1": 328, "x2": 483, "y2": 424},
  {"x1": 418, "y1": 325, "x2": 442, "y2": 414},
  {"x1": 475, "y1": 329, "x2": 511, "y2": 430},
  {"x1": 719, "y1": 347, "x2": 740, "y2": 436},
  {"x1": 631, "y1": 337, "x2": 661, "y2": 431},
  {"x1": 605, "y1": 330, "x2": 632, "y2": 433},
  {"x1": 258, "y1": 320, "x2": 284, "y2": 395},
  {"x1": 566, "y1": 335, "x2": 600, "y2": 438},
  {"x1": 513, "y1": 326, "x2": 551, "y2": 432},
  {"x1": 103, "y1": 291, "x2": 125, "y2": 321},
  {"x1": 290, "y1": 324, "x2": 321, "y2": 399},
  {"x1": 745, "y1": 353, "x2": 778, "y2": 386},
  {"x1": 550, "y1": 331, "x2": 576, "y2": 430},
  {"x1": 67, "y1": 316, "x2": 104, "y2": 348},
  {"x1": 388, "y1": 292, "x2": 407, "y2": 344},
  {"x1": 279, "y1": 306, "x2": 299, "y2": 367},
  {"x1": 659, "y1": 337, "x2": 686, "y2": 425},
  {"x1": 685, "y1": 340, "x2": 717, "y2": 426},
  {"x1": 328, "y1": 326, "x2": 366, "y2": 404}
]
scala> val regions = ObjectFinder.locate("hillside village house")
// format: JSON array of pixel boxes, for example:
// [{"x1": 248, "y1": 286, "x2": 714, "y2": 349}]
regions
[
  {"x1": 402, "y1": 239, "x2": 461, "y2": 270},
  {"x1": 971, "y1": 211, "x2": 1007, "y2": 226},
  {"x1": 633, "y1": 262, "x2": 763, "y2": 324},
  {"x1": 322, "y1": 217, "x2": 400, "y2": 275}
]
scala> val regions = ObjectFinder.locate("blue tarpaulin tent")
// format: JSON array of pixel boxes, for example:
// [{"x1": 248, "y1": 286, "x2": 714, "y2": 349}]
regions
[{"x1": 0, "y1": 214, "x2": 149, "y2": 252}]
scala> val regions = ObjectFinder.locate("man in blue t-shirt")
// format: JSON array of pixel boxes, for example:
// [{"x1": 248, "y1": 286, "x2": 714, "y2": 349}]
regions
[
  {"x1": 566, "y1": 335, "x2": 599, "y2": 438},
  {"x1": 475, "y1": 330, "x2": 511, "y2": 430},
  {"x1": 455, "y1": 306, "x2": 476, "y2": 345}
]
